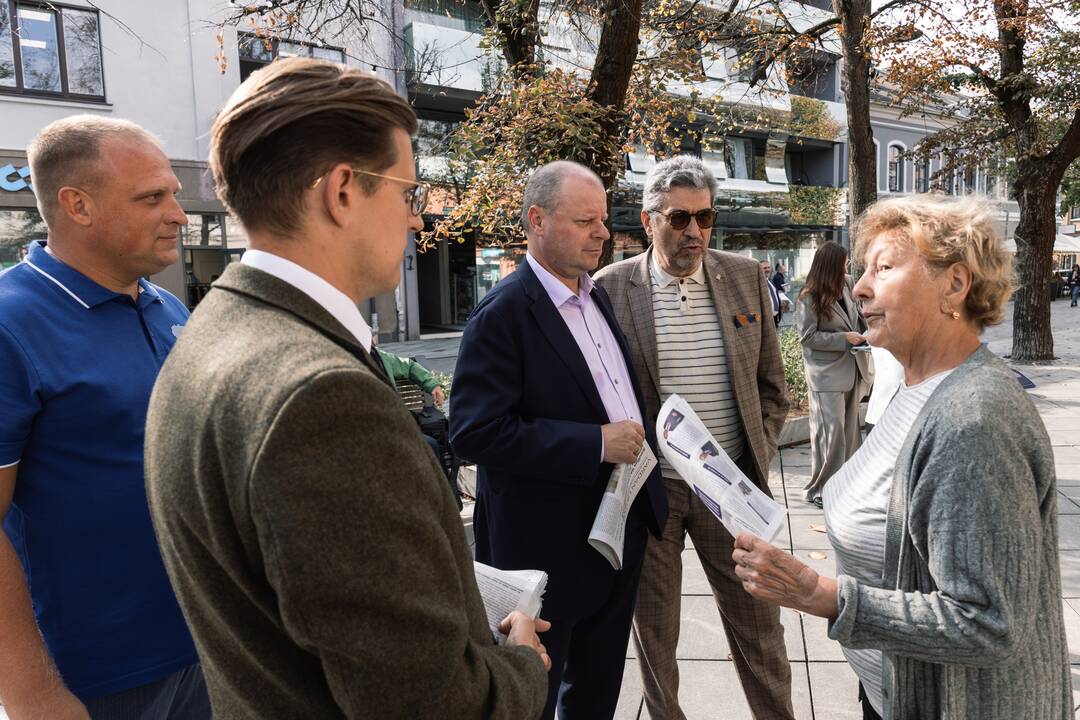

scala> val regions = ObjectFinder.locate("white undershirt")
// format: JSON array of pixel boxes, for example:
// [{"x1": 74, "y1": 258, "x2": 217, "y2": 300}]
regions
[{"x1": 822, "y1": 367, "x2": 954, "y2": 715}]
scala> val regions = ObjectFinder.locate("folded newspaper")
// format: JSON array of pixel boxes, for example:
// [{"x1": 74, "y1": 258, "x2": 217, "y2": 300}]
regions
[
  {"x1": 656, "y1": 394, "x2": 786, "y2": 543},
  {"x1": 588, "y1": 444, "x2": 658, "y2": 570},
  {"x1": 473, "y1": 561, "x2": 548, "y2": 645}
]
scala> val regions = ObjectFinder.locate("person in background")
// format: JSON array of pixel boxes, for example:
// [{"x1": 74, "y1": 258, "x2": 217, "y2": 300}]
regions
[
  {"x1": 1068, "y1": 263, "x2": 1079, "y2": 307},
  {"x1": 0, "y1": 116, "x2": 208, "y2": 719},
  {"x1": 761, "y1": 260, "x2": 789, "y2": 327},
  {"x1": 372, "y1": 340, "x2": 447, "y2": 408},
  {"x1": 734, "y1": 194, "x2": 1071, "y2": 720},
  {"x1": 796, "y1": 241, "x2": 873, "y2": 507},
  {"x1": 771, "y1": 262, "x2": 787, "y2": 294}
]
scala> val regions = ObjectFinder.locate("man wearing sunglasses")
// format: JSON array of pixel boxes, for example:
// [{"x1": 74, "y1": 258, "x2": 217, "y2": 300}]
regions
[
  {"x1": 594, "y1": 156, "x2": 793, "y2": 720},
  {"x1": 144, "y1": 58, "x2": 549, "y2": 719}
]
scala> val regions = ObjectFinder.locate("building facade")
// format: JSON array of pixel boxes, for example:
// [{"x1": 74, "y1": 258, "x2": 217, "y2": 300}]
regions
[{"x1": 0, "y1": 0, "x2": 416, "y2": 340}]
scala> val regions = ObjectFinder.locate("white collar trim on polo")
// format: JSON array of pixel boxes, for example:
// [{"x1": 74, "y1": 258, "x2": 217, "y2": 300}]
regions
[{"x1": 241, "y1": 249, "x2": 372, "y2": 351}]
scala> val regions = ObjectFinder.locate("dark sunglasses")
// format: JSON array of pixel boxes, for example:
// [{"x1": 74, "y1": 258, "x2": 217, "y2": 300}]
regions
[{"x1": 654, "y1": 208, "x2": 718, "y2": 231}]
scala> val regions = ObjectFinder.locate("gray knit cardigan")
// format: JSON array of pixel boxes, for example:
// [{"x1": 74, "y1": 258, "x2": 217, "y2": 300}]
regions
[{"x1": 828, "y1": 346, "x2": 1072, "y2": 719}]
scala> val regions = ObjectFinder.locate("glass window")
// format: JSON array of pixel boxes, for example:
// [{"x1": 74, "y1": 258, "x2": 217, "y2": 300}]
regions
[
  {"x1": 312, "y1": 45, "x2": 345, "y2": 63},
  {"x1": 0, "y1": 3, "x2": 15, "y2": 87},
  {"x1": 0, "y1": 208, "x2": 47, "y2": 268},
  {"x1": 277, "y1": 40, "x2": 306, "y2": 59},
  {"x1": 724, "y1": 137, "x2": 754, "y2": 180},
  {"x1": 0, "y1": 4, "x2": 105, "y2": 100},
  {"x1": 180, "y1": 213, "x2": 225, "y2": 247},
  {"x1": 17, "y1": 5, "x2": 61, "y2": 92},
  {"x1": 887, "y1": 146, "x2": 903, "y2": 193},
  {"x1": 237, "y1": 33, "x2": 346, "y2": 82},
  {"x1": 238, "y1": 34, "x2": 274, "y2": 62},
  {"x1": 62, "y1": 8, "x2": 103, "y2": 96},
  {"x1": 914, "y1": 159, "x2": 929, "y2": 193}
]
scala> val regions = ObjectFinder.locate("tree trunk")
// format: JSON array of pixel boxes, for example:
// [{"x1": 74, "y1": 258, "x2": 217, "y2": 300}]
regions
[
  {"x1": 588, "y1": 0, "x2": 643, "y2": 269},
  {"x1": 1010, "y1": 171, "x2": 1058, "y2": 361},
  {"x1": 834, "y1": 0, "x2": 876, "y2": 225}
]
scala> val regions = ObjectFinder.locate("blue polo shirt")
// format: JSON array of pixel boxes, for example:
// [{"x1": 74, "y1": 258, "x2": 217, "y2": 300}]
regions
[{"x1": 0, "y1": 242, "x2": 197, "y2": 700}]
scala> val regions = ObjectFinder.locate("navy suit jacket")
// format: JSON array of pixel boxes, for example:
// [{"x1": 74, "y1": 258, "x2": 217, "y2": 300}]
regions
[{"x1": 450, "y1": 259, "x2": 667, "y2": 620}]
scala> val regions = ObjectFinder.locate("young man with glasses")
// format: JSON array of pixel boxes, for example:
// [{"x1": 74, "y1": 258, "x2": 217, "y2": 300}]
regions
[
  {"x1": 144, "y1": 58, "x2": 549, "y2": 719},
  {"x1": 594, "y1": 155, "x2": 794, "y2": 720}
]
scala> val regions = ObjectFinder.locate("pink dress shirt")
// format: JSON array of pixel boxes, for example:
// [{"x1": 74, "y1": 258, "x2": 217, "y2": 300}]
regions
[{"x1": 525, "y1": 254, "x2": 641, "y2": 458}]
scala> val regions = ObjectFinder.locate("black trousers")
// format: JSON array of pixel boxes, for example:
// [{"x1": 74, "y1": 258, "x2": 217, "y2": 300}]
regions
[{"x1": 858, "y1": 682, "x2": 883, "y2": 720}]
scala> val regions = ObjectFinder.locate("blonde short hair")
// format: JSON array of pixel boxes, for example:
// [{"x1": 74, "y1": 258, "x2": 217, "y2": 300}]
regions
[
  {"x1": 852, "y1": 194, "x2": 1013, "y2": 331},
  {"x1": 27, "y1": 115, "x2": 161, "y2": 224}
]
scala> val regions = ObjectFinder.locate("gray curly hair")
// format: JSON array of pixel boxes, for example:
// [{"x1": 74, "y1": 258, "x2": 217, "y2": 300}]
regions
[{"x1": 642, "y1": 155, "x2": 718, "y2": 213}]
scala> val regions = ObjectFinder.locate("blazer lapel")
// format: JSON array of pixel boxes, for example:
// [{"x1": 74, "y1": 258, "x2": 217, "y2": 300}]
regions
[
  {"x1": 520, "y1": 261, "x2": 608, "y2": 420},
  {"x1": 628, "y1": 250, "x2": 661, "y2": 398},
  {"x1": 703, "y1": 253, "x2": 740, "y2": 364}
]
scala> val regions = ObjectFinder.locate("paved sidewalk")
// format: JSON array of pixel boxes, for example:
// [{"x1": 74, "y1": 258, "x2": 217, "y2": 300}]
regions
[{"x1": 613, "y1": 298, "x2": 1080, "y2": 719}]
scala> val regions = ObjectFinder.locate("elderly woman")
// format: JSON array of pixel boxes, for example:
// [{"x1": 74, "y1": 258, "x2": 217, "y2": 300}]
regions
[
  {"x1": 797, "y1": 241, "x2": 874, "y2": 506},
  {"x1": 733, "y1": 195, "x2": 1071, "y2": 720}
]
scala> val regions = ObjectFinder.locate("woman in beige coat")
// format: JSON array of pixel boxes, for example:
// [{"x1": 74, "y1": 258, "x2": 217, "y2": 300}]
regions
[{"x1": 796, "y1": 241, "x2": 873, "y2": 505}]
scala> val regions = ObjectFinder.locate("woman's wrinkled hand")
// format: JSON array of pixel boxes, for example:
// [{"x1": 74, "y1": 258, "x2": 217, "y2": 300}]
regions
[{"x1": 732, "y1": 533, "x2": 839, "y2": 619}]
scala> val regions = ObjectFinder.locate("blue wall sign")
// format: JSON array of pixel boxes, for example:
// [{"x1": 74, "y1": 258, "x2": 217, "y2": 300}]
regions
[{"x1": 1, "y1": 164, "x2": 33, "y2": 193}]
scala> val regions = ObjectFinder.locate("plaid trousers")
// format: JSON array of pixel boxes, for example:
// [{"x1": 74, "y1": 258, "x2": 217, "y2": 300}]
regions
[{"x1": 632, "y1": 473, "x2": 795, "y2": 720}]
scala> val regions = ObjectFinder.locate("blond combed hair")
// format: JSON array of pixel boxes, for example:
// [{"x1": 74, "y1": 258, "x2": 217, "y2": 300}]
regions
[
  {"x1": 209, "y1": 57, "x2": 417, "y2": 236},
  {"x1": 852, "y1": 194, "x2": 1014, "y2": 331}
]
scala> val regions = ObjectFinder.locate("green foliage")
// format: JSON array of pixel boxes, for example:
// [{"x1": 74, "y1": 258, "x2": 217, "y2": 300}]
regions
[
  {"x1": 1060, "y1": 160, "x2": 1080, "y2": 217},
  {"x1": 787, "y1": 96, "x2": 841, "y2": 142},
  {"x1": 786, "y1": 185, "x2": 843, "y2": 226},
  {"x1": 421, "y1": 68, "x2": 623, "y2": 248},
  {"x1": 778, "y1": 327, "x2": 808, "y2": 413}
]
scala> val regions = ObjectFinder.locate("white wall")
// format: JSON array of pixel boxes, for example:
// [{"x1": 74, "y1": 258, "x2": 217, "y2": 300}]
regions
[{"x1": 1, "y1": 0, "x2": 398, "y2": 161}]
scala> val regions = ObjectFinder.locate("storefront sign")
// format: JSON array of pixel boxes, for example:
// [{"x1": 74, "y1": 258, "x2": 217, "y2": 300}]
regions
[{"x1": 1, "y1": 164, "x2": 33, "y2": 193}]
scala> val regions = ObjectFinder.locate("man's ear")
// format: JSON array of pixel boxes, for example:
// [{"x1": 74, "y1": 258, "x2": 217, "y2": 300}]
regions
[
  {"x1": 526, "y1": 205, "x2": 544, "y2": 236},
  {"x1": 640, "y1": 208, "x2": 654, "y2": 238},
  {"x1": 316, "y1": 164, "x2": 360, "y2": 228},
  {"x1": 56, "y1": 186, "x2": 94, "y2": 228}
]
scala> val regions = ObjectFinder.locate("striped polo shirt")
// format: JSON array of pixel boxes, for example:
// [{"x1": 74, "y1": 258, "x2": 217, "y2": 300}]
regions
[
  {"x1": 651, "y1": 254, "x2": 744, "y2": 479},
  {"x1": 822, "y1": 367, "x2": 954, "y2": 715}
]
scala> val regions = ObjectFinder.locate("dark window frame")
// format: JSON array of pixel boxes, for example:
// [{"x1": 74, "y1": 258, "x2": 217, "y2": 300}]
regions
[
  {"x1": 237, "y1": 32, "x2": 346, "y2": 82},
  {"x1": 0, "y1": 1, "x2": 107, "y2": 103}
]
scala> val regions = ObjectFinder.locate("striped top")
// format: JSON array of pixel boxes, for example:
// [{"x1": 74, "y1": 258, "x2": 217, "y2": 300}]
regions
[
  {"x1": 651, "y1": 255, "x2": 744, "y2": 478},
  {"x1": 822, "y1": 367, "x2": 954, "y2": 715}
]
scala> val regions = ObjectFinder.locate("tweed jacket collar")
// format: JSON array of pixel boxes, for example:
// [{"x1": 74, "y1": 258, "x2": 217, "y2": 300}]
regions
[{"x1": 211, "y1": 263, "x2": 390, "y2": 385}]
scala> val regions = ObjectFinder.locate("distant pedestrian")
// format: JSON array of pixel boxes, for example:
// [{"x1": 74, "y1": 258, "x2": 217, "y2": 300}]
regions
[
  {"x1": 771, "y1": 262, "x2": 787, "y2": 294},
  {"x1": 796, "y1": 241, "x2": 873, "y2": 506},
  {"x1": 1069, "y1": 264, "x2": 1079, "y2": 307}
]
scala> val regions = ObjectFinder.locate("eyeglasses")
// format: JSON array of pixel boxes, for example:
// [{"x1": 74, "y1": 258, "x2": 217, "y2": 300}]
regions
[
  {"x1": 653, "y1": 208, "x2": 718, "y2": 231},
  {"x1": 311, "y1": 168, "x2": 430, "y2": 217}
]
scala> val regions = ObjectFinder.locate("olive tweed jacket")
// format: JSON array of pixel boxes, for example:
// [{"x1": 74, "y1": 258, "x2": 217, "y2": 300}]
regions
[
  {"x1": 144, "y1": 263, "x2": 547, "y2": 719},
  {"x1": 828, "y1": 346, "x2": 1071, "y2": 720}
]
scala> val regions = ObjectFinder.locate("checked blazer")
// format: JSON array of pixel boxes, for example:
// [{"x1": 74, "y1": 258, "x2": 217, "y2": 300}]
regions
[{"x1": 593, "y1": 247, "x2": 788, "y2": 488}]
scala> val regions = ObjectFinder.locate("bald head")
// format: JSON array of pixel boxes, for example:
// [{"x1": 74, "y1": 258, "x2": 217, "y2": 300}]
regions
[{"x1": 520, "y1": 160, "x2": 604, "y2": 234}]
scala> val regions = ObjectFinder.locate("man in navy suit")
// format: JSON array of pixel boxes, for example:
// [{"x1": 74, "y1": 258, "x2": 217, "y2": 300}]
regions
[{"x1": 450, "y1": 161, "x2": 667, "y2": 720}]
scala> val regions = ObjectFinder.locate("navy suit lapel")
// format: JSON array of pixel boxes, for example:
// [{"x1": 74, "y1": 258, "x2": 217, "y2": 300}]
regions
[{"x1": 520, "y1": 261, "x2": 609, "y2": 421}]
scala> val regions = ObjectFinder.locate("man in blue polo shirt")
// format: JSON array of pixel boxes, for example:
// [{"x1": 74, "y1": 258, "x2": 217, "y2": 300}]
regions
[{"x1": 0, "y1": 116, "x2": 208, "y2": 719}]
